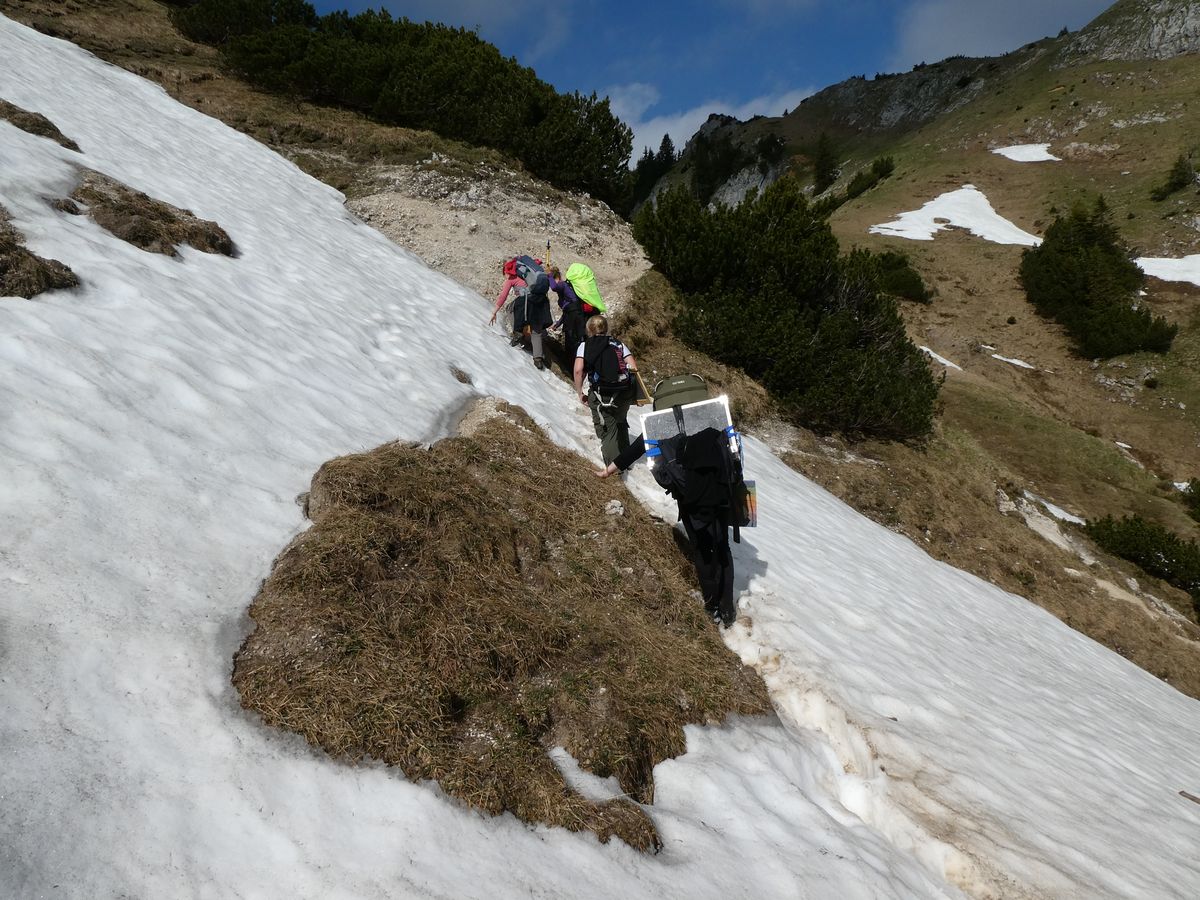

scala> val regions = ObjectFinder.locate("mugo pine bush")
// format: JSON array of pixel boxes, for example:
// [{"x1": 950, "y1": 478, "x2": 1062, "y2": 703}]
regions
[
  {"x1": 1085, "y1": 515, "x2": 1200, "y2": 615},
  {"x1": 633, "y1": 178, "x2": 939, "y2": 440},
  {"x1": 1019, "y1": 198, "x2": 1177, "y2": 358},
  {"x1": 172, "y1": 0, "x2": 632, "y2": 208}
]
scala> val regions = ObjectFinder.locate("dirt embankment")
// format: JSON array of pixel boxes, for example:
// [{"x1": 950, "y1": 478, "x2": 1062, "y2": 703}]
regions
[{"x1": 348, "y1": 161, "x2": 649, "y2": 317}]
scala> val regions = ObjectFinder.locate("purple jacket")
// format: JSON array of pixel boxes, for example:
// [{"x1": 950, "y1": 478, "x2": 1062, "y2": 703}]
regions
[{"x1": 548, "y1": 276, "x2": 582, "y2": 311}]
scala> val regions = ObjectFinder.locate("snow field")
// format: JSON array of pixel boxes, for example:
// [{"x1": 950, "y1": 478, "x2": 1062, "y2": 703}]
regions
[
  {"x1": 0, "y1": 19, "x2": 960, "y2": 900},
  {"x1": 3, "y1": 16, "x2": 1200, "y2": 900}
]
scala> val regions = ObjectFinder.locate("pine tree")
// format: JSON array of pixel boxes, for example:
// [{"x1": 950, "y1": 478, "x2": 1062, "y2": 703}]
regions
[
  {"x1": 655, "y1": 134, "x2": 676, "y2": 169},
  {"x1": 812, "y1": 132, "x2": 838, "y2": 194}
]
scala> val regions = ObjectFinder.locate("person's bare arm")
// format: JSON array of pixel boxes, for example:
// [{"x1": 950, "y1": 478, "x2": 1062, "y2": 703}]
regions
[{"x1": 573, "y1": 357, "x2": 587, "y2": 405}]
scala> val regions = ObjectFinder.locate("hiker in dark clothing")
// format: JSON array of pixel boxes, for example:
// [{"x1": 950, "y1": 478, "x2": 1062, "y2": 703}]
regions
[
  {"x1": 546, "y1": 266, "x2": 589, "y2": 371},
  {"x1": 596, "y1": 429, "x2": 738, "y2": 627},
  {"x1": 574, "y1": 315, "x2": 637, "y2": 465}
]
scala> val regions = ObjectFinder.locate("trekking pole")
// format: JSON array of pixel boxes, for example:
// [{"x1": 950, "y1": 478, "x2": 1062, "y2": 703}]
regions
[{"x1": 546, "y1": 238, "x2": 551, "y2": 268}]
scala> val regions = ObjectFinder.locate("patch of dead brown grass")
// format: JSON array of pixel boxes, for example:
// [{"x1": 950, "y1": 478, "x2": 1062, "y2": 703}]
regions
[
  {"x1": 0, "y1": 97, "x2": 80, "y2": 151},
  {"x1": 0, "y1": 205, "x2": 79, "y2": 299},
  {"x1": 71, "y1": 169, "x2": 235, "y2": 257},
  {"x1": 234, "y1": 401, "x2": 770, "y2": 850}
]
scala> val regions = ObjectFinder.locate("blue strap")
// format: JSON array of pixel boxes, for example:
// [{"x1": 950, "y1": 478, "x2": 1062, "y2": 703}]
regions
[
  {"x1": 724, "y1": 425, "x2": 743, "y2": 458},
  {"x1": 644, "y1": 439, "x2": 661, "y2": 458}
]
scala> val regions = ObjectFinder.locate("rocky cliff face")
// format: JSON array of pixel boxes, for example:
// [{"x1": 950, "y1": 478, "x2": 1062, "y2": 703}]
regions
[
  {"x1": 1064, "y1": 0, "x2": 1200, "y2": 61},
  {"x1": 797, "y1": 59, "x2": 1000, "y2": 134}
]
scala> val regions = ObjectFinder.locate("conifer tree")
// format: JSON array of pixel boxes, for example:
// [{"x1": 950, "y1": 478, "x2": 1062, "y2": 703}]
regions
[{"x1": 812, "y1": 132, "x2": 838, "y2": 194}]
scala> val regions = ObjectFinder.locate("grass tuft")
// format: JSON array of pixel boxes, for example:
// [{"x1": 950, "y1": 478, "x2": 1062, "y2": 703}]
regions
[
  {"x1": 71, "y1": 169, "x2": 235, "y2": 257},
  {"x1": 0, "y1": 97, "x2": 80, "y2": 151},
  {"x1": 0, "y1": 204, "x2": 79, "y2": 299},
  {"x1": 235, "y1": 403, "x2": 770, "y2": 850}
]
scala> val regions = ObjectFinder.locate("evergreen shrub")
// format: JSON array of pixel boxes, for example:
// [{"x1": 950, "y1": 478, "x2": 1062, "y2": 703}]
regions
[
  {"x1": 1085, "y1": 515, "x2": 1200, "y2": 610},
  {"x1": 1019, "y1": 198, "x2": 1177, "y2": 357},
  {"x1": 875, "y1": 251, "x2": 931, "y2": 302},
  {"x1": 1185, "y1": 479, "x2": 1200, "y2": 523},
  {"x1": 690, "y1": 132, "x2": 749, "y2": 205},
  {"x1": 172, "y1": 0, "x2": 632, "y2": 208},
  {"x1": 1150, "y1": 154, "x2": 1196, "y2": 201},
  {"x1": 633, "y1": 179, "x2": 939, "y2": 440},
  {"x1": 812, "y1": 132, "x2": 838, "y2": 194}
]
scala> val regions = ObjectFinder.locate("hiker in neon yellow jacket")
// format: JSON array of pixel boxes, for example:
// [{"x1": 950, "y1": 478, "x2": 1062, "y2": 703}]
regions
[{"x1": 563, "y1": 263, "x2": 606, "y2": 315}]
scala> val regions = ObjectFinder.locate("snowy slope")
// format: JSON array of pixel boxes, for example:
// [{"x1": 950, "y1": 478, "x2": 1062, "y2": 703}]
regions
[{"x1": 2, "y1": 17, "x2": 1199, "y2": 900}]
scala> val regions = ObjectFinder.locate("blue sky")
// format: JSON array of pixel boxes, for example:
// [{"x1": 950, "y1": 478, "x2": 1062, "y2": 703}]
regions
[{"x1": 309, "y1": 0, "x2": 1114, "y2": 159}]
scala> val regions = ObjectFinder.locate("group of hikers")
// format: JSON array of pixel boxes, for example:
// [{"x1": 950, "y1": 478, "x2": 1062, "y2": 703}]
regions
[{"x1": 488, "y1": 254, "x2": 750, "y2": 628}]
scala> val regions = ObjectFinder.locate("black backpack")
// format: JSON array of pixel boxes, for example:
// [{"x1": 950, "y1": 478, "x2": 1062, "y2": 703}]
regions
[
  {"x1": 583, "y1": 335, "x2": 631, "y2": 394},
  {"x1": 651, "y1": 427, "x2": 751, "y2": 540}
]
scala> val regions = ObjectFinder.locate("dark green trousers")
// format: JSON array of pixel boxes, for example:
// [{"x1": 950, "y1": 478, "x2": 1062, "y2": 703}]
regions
[{"x1": 588, "y1": 389, "x2": 632, "y2": 464}]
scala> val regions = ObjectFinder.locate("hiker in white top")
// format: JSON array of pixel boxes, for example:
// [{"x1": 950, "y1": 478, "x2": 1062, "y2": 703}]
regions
[{"x1": 573, "y1": 315, "x2": 637, "y2": 465}]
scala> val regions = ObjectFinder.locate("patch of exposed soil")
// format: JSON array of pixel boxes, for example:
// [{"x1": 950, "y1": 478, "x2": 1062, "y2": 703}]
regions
[{"x1": 347, "y1": 160, "x2": 648, "y2": 322}]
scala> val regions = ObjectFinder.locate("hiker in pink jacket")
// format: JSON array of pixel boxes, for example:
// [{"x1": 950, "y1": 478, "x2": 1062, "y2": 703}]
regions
[
  {"x1": 489, "y1": 257, "x2": 554, "y2": 368},
  {"x1": 489, "y1": 258, "x2": 526, "y2": 346}
]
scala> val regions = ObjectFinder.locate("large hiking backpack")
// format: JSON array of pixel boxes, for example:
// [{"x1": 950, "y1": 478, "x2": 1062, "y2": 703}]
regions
[
  {"x1": 650, "y1": 427, "x2": 752, "y2": 539},
  {"x1": 583, "y1": 334, "x2": 631, "y2": 394},
  {"x1": 652, "y1": 374, "x2": 709, "y2": 410},
  {"x1": 564, "y1": 262, "x2": 606, "y2": 314},
  {"x1": 513, "y1": 255, "x2": 550, "y2": 296}
]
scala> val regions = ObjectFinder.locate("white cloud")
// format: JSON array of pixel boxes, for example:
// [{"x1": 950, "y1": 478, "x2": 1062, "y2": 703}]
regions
[
  {"x1": 608, "y1": 85, "x2": 815, "y2": 163},
  {"x1": 606, "y1": 82, "x2": 662, "y2": 126},
  {"x1": 888, "y1": 0, "x2": 1111, "y2": 71},
  {"x1": 378, "y1": 0, "x2": 568, "y2": 60}
]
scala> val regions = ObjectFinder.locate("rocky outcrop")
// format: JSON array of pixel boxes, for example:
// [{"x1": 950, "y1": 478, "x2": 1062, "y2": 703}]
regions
[
  {"x1": 709, "y1": 162, "x2": 787, "y2": 208},
  {"x1": 1064, "y1": 0, "x2": 1200, "y2": 61}
]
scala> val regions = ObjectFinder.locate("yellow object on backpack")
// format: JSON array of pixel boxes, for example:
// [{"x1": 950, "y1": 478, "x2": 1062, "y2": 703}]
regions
[{"x1": 565, "y1": 263, "x2": 606, "y2": 313}]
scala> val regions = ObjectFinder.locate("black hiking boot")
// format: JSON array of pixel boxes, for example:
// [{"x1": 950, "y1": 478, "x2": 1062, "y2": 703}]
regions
[
  {"x1": 533, "y1": 357, "x2": 545, "y2": 370},
  {"x1": 509, "y1": 335, "x2": 522, "y2": 347}
]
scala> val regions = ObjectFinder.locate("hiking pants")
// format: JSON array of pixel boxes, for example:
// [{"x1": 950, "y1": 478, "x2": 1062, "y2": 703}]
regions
[
  {"x1": 588, "y1": 389, "x2": 632, "y2": 465},
  {"x1": 681, "y1": 512, "x2": 735, "y2": 622},
  {"x1": 562, "y1": 306, "x2": 588, "y2": 360},
  {"x1": 529, "y1": 328, "x2": 545, "y2": 361}
]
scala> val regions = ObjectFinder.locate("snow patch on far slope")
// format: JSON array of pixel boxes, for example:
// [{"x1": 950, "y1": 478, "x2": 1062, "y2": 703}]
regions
[
  {"x1": 1137, "y1": 254, "x2": 1200, "y2": 287},
  {"x1": 869, "y1": 185, "x2": 1041, "y2": 246},
  {"x1": 991, "y1": 144, "x2": 1060, "y2": 162}
]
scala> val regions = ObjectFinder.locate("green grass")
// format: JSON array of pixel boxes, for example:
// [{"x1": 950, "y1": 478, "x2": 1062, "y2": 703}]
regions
[
  {"x1": 942, "y1": 378, "x2": 1198, "y2": 533},
  {"x1": 1145, "y1": 308, "x2": 1200, "y2": 416}
]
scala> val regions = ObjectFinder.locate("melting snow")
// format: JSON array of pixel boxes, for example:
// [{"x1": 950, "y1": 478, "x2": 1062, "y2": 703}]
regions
[
  {"x1": 918, "y1": 346, "x2": 962, "y2": 370},
  {"x1": 1136, "y1": 254, "x2": 1200, "y2": 287},
  {"x1": 991, "y1": 354, "x2": 1036, "y2": 370},
  {"x1": 870, "y1": 185, "x2": 1042, "y2": 246},
  {"x1": 992, "y1": 144, "x2": 1060, "y2": 162},
  {"x1": 1023, "y1": 491, "x2": 1086, "y2": 526}
]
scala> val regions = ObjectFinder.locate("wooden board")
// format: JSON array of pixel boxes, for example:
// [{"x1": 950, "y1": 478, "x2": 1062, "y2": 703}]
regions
[{"x1": 632, "y1": 370, "x2": 652, "y2": 406}]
